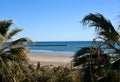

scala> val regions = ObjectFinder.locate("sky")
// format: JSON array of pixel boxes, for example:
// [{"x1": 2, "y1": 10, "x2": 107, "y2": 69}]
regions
[{"x1": 0, "y1": 0, "x2": 120, "y2": 41}]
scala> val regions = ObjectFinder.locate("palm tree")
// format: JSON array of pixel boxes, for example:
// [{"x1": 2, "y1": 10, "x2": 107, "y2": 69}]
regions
[
  {"x1": 0, "y1": 20, "x2": 31, "y2": 81},
  {"x1": 72, "y1": 13, "x2": 120, "y2": 82},
  {"x1": 73, "y1": 47, "x2": 110, "y2": 82},
  {"x1": 82, "y1": 13, "x2": 120, "y2": 52}
]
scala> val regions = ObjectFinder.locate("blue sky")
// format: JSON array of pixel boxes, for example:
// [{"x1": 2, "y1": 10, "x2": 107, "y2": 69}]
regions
[{"x1": 0, "y1": 0, "x2": 120, "y2": 41}]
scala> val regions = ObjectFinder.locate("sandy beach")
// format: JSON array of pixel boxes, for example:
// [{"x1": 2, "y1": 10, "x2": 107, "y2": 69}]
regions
[{"x1": 28, "y1": 54, "x2": 73, "y2": 66}]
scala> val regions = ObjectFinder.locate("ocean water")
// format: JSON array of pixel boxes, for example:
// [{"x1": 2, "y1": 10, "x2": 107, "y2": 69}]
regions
[{"x1": 28, "y1": 41, "x2": 92, "y2": 56}]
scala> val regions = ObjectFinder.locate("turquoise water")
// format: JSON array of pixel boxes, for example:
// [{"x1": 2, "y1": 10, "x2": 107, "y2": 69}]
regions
[{"x1": 28, "y1": 41, "x2": 92, "y2": 56}]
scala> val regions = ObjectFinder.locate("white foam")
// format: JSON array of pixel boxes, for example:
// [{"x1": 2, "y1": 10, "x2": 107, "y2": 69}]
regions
[{"x1": 30, "y1": 50, "x2": 75, "y2": 56}]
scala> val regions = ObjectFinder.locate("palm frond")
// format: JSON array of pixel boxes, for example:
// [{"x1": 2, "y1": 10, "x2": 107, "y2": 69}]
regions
[
  {"x1": 9, "y1": 38, "x2": 32, "y2": 47},
  {"x1": 0, "y1": 34, "x2": 6, "y2": 43},
  {"x1": 81, "y1": 13, "x2": 120, "y2": 42},
  {"x1": 73, "y1": 56, "x2": 87, "y2": 67},
  {"x1": 111, "y1": 58, "x2": 120, "y2": 69},
  {"x1": 0, "y1": 56, "x2": 15, "y2": 81},
  {"x1": 7, "y1": 28, "x2": 22, "y2": 39},
  {"x1": 0, "y1": 19, "x2": 33, "y2": 81},
  {"x1": 81, "y1": 13, "x2": 113, "y2": 32},
  {"x1": 73, "y1": 47, "x2": 94, "y2": 66},
  {"x1": 0, "y1": 20, "x2": 13, "y2": 36},
  {"x1": 74, "y1": 47, "x2": 90, "y2": 57},
  {"x1": 4, "y1": 47, "x2": 29, "y2": 62}
]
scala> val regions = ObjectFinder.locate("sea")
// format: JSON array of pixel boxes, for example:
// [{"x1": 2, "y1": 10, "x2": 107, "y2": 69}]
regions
[{"x1": 28, "y1": 41, "x2": 92, "y2": 56}]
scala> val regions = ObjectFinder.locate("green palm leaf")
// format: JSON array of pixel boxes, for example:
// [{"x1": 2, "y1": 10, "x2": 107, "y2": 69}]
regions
[
  {"x1": 7, "y1": 28, "x2": 22, "y2": 39},
  {"x1": 111, "y1": 58, "x2": 120, "y2": 69},
  {"x1": 0, "y1": 20, "x2": 31, "y2": 81},
  {"x1": 73, "y1": 47, "x2": 90, "y2": 66},
  {"x1": 0, "y1": 20, "x2": 13, "y2": 36},
  {"x1": 72, "y1": 13, "x2": 120, "y2": 82},
  {"x1": 74, "y1": 47, "x2": 90, "y2": 57},
  {"x1": 73, "y1": 47, "x2": 97, "y2": 66},
  {"x1": 81, "y1": 13, "x2": 120, "y2": 43},
  {"x1": 9, "y1": 38, "x2": 32, "y2": 48},
  {"x1": 5, "y1": 47, "x2": 29, "y2": 62}
]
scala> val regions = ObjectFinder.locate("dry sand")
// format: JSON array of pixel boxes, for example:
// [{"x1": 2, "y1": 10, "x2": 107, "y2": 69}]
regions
[{"x1": 28, "y1": 54, "x2": 73, "y2": 66}]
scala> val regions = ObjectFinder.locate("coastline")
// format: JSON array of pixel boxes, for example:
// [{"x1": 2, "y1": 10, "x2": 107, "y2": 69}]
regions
[{"x1": 27, "y1": 54, "x2": 73, "y2": 66}]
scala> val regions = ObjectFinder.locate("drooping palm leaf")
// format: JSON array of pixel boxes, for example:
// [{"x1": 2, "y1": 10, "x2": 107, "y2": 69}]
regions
[
  {"x1": 73, "y1": 47, "x2": 90, "y2": 66},
  {"x1": 73, "y1": 56, "x2": 87, "y2": 67},
  {"x1": 0, "y1": 20, "x2": 13, "y2": 36},
  {"x1": 72, "y1": 13, "x2": 120, "y2": 82},
  {"x1": 0, "y1": 34, "x2": 5, "y2": 43},
  {"x1": 9, "y1": 38, "x2": 32, "y2": 48},
  {"x1": 111, "y1": 58, "x2": 120, "y2": 69},
  {"x1": 74, "y1": 47, "x2": 90, "y2": 57},
  {"x1": 81, "y1": 13, "x2": 114, "y2": 33},
  {"x1": 81, "y1": 13, "x2": 120, "y2": 43},
  {"x1": 0, "y1": 20, "x2": 32, "y2": 81},
  {"x1": 0, "y1": 56, "x2": 15, "y2": 81},
  {"x1": 73, "y1": 47, "x2": 98, "y2": 66},
  {"x1": 7, "y1": 28, "x2": 22, "y2": 39},
  {"x1": 5, "y1": 47, "x2": 29, "y2": 62}
]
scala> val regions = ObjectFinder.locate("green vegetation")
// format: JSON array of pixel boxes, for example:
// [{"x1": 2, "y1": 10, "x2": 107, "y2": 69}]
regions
[
  {"x1": 72, "y1": 13, "x2": 120, "y2": 82},
  {"x1": 0, "y1": 20, "x2": 80, "y2": 82},
  {"x1": 0, "y1": 20, "x2": 32, "y2": 81},
  {"x1": 1, "y1": 13, "x2": 120, "y2": 82},
  {"x1": 30, "y1": 64, "x2": 80, "y2": 82}
]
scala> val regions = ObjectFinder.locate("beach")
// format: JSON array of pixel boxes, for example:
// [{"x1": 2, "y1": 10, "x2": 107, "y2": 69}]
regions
[{"x1": 28, "y1": 54, "x2": 73, "y2": 66}]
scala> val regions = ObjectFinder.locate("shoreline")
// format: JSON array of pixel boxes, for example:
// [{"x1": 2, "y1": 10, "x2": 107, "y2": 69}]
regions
[{"x1": 27, "y1": 54, "x2": 73, "y2": 66}]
